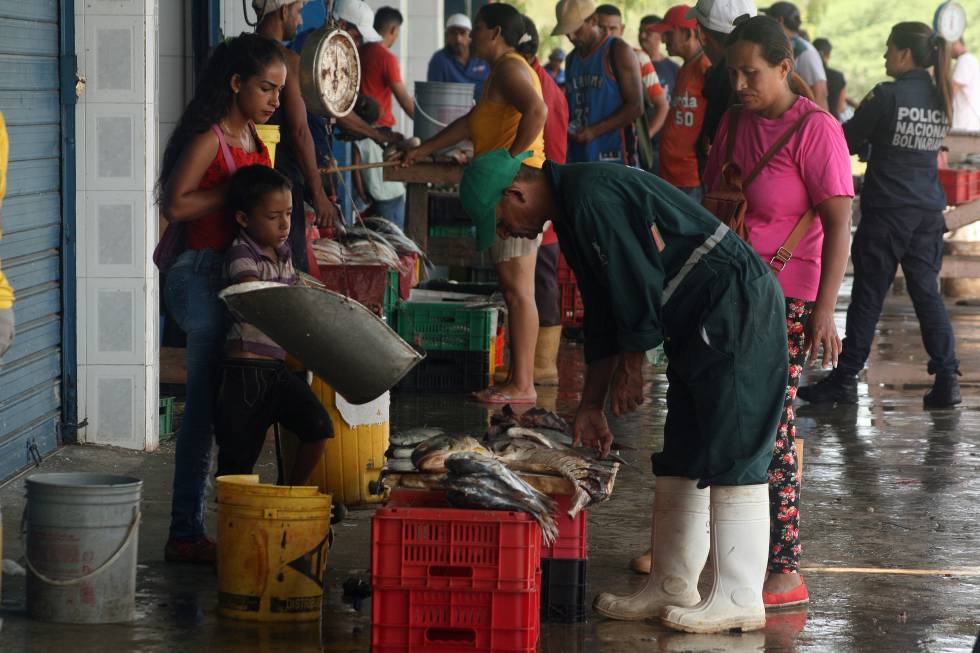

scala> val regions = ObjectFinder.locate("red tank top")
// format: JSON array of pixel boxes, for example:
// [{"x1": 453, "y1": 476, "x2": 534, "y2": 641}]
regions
[{"x1": 186, "y1": 128, "x2": 271, "y2": 252}]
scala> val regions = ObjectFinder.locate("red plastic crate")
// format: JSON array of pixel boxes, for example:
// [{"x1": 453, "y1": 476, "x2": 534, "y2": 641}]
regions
[
  {"x1": 557, "y1": 253, "x2": 575, "y2": 284},
  {"x1": 940, "y1": 168, "x2": 972, "y2": 205},
  {"x1": 372, "y1": 582, "x2": 540, "y2": 652},
  {"x1": 372, "y1": 506, "x2": 541, "y2": 592},
  {"x1": 971, "y1": 170, "x2": 980, "y2": 201},
  {"x1": 388, "y1": 490, "x2": 587, "y2": 561},
  {"x1": 541, "y1": 494, "x2": 588, "y2": 560},
  {"x1": 559, "y1": 281, "x2": 585, "y2": 328}
]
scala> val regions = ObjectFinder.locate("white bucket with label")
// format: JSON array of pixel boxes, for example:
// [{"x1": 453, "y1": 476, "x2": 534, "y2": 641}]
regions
[{"x1": 24, "y1": 473, "x2": 142, "y2": 623}]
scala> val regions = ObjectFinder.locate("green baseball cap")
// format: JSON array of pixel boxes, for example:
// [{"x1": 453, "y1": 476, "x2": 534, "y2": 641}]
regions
[{"x1": 459, "y1": 149, "x2": 533, "y2": 251}]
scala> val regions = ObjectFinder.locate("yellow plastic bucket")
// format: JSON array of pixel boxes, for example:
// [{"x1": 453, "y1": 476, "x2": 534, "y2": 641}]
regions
[
  {"x1": 216, "y1": 475, "x2": 322, "y2": 505},
  {"x1": 281, "y1": 376, "x2": 389, "y2": 506},
  {"x1": 217, "y1": 481, "x2": 332, "y2": 622},
  {"x1": 255, "y1": 124, "x2": 281, "y2": 166}
]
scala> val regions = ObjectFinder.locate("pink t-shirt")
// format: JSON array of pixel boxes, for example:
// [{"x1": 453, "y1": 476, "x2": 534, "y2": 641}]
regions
[{"x1": 704, "y1": 96, "x2": 854, "y2": 301}]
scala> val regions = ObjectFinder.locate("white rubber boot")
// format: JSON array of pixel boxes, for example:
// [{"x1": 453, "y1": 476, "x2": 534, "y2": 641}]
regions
[
  {"x1": 593, "y1": 477, "x2": 709, "y2": 620},
  {"x1": 661, "y1": 484, "x2": 769, "y2": 634}
]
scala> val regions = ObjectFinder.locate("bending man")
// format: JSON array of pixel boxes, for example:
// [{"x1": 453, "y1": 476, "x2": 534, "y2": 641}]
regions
[{"x1": 459, "y1": 150, "x2": 788, "y2": 634}]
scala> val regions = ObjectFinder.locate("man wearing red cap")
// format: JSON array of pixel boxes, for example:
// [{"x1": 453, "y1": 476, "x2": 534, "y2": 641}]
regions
[{"x1": 650, "y1": 5, "x2": 712, "y2": 200}]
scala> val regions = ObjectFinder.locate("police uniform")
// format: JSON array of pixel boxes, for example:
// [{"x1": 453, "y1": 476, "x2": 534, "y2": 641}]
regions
[
  {"x1": 545, "y1": 162, "x2": 787, "y2": 486},
  {"x1": 838, "y1": 69, "x2": 959, "y2": 377}
]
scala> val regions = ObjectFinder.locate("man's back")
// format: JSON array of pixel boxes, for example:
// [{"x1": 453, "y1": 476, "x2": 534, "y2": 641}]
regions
[
  {"x1": 659, "y1": 53, "x2": 711, "y2": 189},
  {"x1": 360, "y1": 42, "x2": 401, "y2": 128}
]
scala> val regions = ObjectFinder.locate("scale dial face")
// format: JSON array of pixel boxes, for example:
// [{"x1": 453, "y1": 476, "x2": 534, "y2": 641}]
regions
[
  {"x1": 301, "y1": 28, "x2": 360, "y2": 118},
  {"x1": 935, "y1": 1, "x2": 967, "y2": 42}
]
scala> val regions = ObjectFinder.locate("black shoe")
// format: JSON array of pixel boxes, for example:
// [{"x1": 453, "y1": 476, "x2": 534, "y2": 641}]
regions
[
  {"x1": 796, "y1": 369, "x2": 858, "y2": 405},
  {"x1": 923, "y1": 371, "x2": 962, "y2": 409}
]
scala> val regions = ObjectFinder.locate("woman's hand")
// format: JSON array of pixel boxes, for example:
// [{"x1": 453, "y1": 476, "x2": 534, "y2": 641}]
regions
[
  {"x1": 400, "y1": 146, "x2": 428, "y2": 167},
  {"x1": 572, "y1": 405, "x2": 614, "y2": 459},
  {"x1": 805, "y1": 304, "x2": 841, "y2": 368}
]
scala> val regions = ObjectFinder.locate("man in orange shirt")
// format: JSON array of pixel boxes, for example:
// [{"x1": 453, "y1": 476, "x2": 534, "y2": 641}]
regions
[{"x1": 651, "y1": 4, "x2": 712, "y2": 200}]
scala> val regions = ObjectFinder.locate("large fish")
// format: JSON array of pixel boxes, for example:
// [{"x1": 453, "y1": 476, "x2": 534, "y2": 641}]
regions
[
  {"x1": 390, "y1": 427, "x2": 444, "y2": 448},
  {"x1": 492, "y1": 436, "x2": 619, "y2": 519},
  {"x1": 442, "y1": 452, "x2": 559, "y2": 544},
  {"x1": 410, "y1": 434, "x2": 491, "y2": 472}
]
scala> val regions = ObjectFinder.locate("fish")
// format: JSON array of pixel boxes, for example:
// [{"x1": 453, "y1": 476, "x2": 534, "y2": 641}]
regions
[
  {"x1": 442, "y1": 452, "x2": 559, "y2": 544},
  {"x1": 386, "y1": 446, "x2": 414, "y2": 459},
  {"x1": 390, "y1": 427, "x2": 444, "y2": 448},
  {"x1": 492, "y1": 437, "x2": 620, "y2": 519},
  {"x1": 410, "y1": 434, "x2": 491, "y2": 472}
]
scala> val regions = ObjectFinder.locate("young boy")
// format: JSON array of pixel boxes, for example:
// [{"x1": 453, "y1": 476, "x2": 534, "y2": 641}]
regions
[
  {"x1": 350, "y1": 95, "x2": 406, "y2": 228},
  {"x1": 216, "y1": 164, "x2": 333, "y2": 484}
]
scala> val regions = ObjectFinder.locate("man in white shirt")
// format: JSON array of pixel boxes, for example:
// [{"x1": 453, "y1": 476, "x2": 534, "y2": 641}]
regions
[
  {"x1": 763, "y1": 2, "x2": 828, "y2": 111},
  {"x1": 952, "y1": 39, "x2": 980, "y2": 132}
]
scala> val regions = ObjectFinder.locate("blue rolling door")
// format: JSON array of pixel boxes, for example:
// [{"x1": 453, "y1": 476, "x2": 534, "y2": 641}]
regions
[{"x1": 0, "y1": 0, "x2": 68, "y2": 480}]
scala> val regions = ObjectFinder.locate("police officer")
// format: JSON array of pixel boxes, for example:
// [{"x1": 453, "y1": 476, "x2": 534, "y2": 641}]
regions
[
  {"x1": 458, "y1": 149, "x2": 789, "y2": 633},
  {"x1": 798, "y1": 22, "x2": 961, "y2": 408}
]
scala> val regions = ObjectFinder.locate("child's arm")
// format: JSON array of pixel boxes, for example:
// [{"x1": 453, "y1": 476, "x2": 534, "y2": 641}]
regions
[{"x1": 226, "y1": 240, "x2": 262, "y2": 286}]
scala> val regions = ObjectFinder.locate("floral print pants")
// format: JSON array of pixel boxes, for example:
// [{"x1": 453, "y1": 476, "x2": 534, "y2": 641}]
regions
[{"x1": 768, "y1": 298, "x2": 813, "y2": 574}]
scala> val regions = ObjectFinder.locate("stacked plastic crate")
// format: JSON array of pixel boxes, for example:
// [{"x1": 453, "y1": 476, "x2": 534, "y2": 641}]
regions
[
  {"x1": 371, "y1": 496, "x2": 542, "y2": 652},
  {"x1": 394, "y1": 291, "x2": 501, "y2": 392},
  {"x1": 557, "y1": 254, "x2": 584, "y2": 329},
  {"x1": 539, "y1": 493, "x2": 588, "y2": 623}
]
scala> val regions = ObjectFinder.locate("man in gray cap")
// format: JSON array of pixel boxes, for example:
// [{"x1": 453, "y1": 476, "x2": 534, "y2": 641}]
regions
[{"x1": 763, "y1": 1, "x2": 828, "y2": 110}]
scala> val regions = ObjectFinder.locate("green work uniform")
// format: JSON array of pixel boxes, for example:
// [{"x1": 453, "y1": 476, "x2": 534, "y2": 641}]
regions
[{"x1": 545, "y1": 161, "x2": 788, "y2": 486}]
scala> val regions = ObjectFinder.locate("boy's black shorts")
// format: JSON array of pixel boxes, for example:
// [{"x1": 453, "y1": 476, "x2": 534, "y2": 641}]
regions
[{"x1": 214, "y1": 358, "x2": 333, "y2": 477}]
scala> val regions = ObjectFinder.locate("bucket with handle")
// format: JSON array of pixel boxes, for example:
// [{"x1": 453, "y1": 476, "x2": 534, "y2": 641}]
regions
[
  {"x1": 24, "y1": 473, "x2": 142, "y2": 624},
  {"x1": 413, "y1": 81, "x2": 475, "y2": 145}
]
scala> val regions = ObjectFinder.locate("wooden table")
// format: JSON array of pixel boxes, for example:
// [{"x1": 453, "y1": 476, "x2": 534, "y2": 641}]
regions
[{"x1": 385, "y1": 161, "x2": 494, "y2": 269}]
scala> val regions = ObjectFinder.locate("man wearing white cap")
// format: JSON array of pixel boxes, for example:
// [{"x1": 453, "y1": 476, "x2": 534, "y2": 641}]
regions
[
  {"x1": 426, "y1": 13, "x2": 490, "y2": 100},
  {"x1": 333, "y1": 0, "x2": 382, "y2": 45},
  {"x1": 689, "y1": 0, "x2": 757, "y2": 146},
  {"x1": 254, "y1": 0, "x2": 342, "y2": 272}
]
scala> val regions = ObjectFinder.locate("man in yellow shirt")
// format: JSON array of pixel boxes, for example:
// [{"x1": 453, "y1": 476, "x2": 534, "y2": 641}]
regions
[{"x1": 0, "y1": 111, "x2": 15, "y2": 357}]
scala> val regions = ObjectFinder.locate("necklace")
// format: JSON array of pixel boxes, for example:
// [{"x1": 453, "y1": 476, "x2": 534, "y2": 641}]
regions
[{"x1": 221, "y1": 118, "x2": 253, "y2": 153}]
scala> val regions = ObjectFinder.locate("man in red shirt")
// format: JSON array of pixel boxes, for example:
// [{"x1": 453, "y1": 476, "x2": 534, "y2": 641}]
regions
[
  {"x1": 359, "y1": 6, "x2": 414, "y2": 130},
  {"x1": 650, "y1": 4, "x2": 711, "y2": 200}
]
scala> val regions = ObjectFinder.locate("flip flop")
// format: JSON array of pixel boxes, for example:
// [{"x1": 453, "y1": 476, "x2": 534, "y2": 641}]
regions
[{"x1": 469, "y1": 388, "x2": 537, "y2": 405}]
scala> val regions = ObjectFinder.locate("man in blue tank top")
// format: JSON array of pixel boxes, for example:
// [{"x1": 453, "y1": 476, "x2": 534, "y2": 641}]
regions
[{"x1": 552, "y1": 0, "x2": 644, "y2": 165}]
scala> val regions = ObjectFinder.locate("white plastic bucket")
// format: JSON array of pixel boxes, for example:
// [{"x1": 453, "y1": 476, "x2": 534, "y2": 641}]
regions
[
  {"x1": 413, "y1": 81, "x2": 475, "y2": 143},
  {"x1": 24, "y1": 473, "x2": 142, "y2": 623}
]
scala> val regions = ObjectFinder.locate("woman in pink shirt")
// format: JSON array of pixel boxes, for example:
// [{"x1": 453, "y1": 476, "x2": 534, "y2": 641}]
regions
[{"x1": 703, "y1": 16, "x2": 853, "y2": 607}]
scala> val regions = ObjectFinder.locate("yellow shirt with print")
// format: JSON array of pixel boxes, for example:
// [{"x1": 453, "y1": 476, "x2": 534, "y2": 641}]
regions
[{"x1": 0, "y1": 111, "x2": 12, "y2": 309}]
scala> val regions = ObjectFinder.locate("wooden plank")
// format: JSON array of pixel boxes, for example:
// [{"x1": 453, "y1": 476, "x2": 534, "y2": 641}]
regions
[
  {"x1": 0, "y1": 18, "x2": 59, "y2": 56},
  {"x1": 160, "y1": 347, "x2": 188, "y2": 385},
  {"x1": 0, "y1": 1, "x2": 58, "y2": 22},
  {"x1": 945, "y1": 198, "x2": 980, "y2": 231},
  {"x1": 6, "y1": 124, "x2": 60, "y2": 161},
  {"x1": 944, "y1": 131, "x2": 980, "y2": 155},
  {"x1": 404, "y1": 183, "x2": 429, "y2": 252},
  {"x1": 384, "y1": 161, "x2": 464, "y2": 184},
  {"x1": 0, "y1": 54, "x2": 57, "y2": 91},
  {"x1": 0, "y1": 90, "x2": 60, "y2": 126}
]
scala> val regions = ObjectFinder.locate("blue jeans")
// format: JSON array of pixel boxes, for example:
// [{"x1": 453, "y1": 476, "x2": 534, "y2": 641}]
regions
[
  {"x1": 373, "y1": 195, "x2": 406, "y2": 231},
  {"x1": 164, "y1": 249, "x2": 228, "y2": 540}
]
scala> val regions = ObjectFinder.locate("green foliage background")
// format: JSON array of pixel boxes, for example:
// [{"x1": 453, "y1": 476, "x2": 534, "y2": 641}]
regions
[{"x1": 521, "y1": 0, "x2": 980, "y2": 99}]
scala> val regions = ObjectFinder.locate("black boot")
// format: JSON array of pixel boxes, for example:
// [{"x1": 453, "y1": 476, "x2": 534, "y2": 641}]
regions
[
  {"x1": 796, "y1": 369, "x2": 858, "y2": 405},
  {"x1": 923, "y1": 371, "x2": 961, "y2": 409}
]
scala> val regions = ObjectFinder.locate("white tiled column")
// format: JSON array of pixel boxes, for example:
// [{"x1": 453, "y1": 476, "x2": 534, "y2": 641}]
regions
[{"x1": 75, "y1": 0, "x2": 159, "y2": 450}]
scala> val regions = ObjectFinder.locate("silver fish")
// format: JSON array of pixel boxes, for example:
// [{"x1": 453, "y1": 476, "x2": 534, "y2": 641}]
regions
[
  {"x1": 390, "y1": 427, "x2": 445, "y2": 448},
  {"x1": 411, "y1": 434, "x2": 491, "y2": 472}
]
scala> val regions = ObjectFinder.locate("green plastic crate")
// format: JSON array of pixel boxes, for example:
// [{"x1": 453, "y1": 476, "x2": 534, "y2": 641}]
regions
[
  {"x1": 159, "y1": 396, "x2": 175, "y2": 440},
  {"x1": 429, "y1": 225, "x2": 476, "y2": 238},
  {"x1": 384, "y1": 268, "x2": 400, "y2": 323},
  {"x1": 395, "y1": 302, "x2": 497, "y2": 352}
]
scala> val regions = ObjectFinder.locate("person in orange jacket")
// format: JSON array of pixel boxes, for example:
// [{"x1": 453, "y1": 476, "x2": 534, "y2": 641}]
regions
[{"x1": 0, "y1": 111, "x2": 15, "y2": 358}]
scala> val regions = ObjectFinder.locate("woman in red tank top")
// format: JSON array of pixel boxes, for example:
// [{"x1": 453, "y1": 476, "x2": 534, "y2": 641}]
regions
[{"x1": 156, "y1": 33, "x2": 286, "y2": 563}]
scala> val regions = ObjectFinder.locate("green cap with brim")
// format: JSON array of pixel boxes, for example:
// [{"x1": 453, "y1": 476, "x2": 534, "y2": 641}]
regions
[{"x1": 459, "y1": 149, "x2": 533, "y2": 251}]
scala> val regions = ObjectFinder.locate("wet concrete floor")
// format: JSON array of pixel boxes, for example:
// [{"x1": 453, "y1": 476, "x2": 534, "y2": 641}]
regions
[{"x1": 1, "y1": 291, "x2": 979, "y2": 652}]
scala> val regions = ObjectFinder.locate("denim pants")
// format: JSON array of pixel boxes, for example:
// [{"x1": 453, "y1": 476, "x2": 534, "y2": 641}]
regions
[
  {"x1": 164, "y1": 249, "x2": 228, "y2": 540},
  {"x1": 374, "y1": 195, "x2": 406, "y2": 231},
  {"x1": 838, "y1": 208, "x2": 959, "y2": 376}
]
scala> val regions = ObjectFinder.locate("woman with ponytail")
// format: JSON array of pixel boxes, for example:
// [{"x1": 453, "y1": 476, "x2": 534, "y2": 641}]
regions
[
  {"x1": 798, "y1": 22, "x2": 962, "y2": 409},
  {"x1": 158, "y1": 32, "x2": 286, "y2": 563}
]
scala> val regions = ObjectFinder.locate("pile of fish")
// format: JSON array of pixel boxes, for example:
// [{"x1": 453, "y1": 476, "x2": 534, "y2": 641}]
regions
[
  {"x1": 442, "y1": 452, "x2": 559, "y2": 544},
  {"x1": 385, "y1": 407, "x2": 621, "y2": 521},
  {"x1": 312, "y1": 219, "x2": 428, "y2": 270}
]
